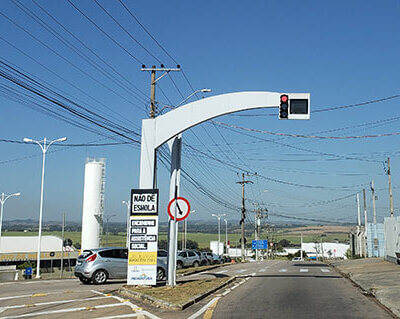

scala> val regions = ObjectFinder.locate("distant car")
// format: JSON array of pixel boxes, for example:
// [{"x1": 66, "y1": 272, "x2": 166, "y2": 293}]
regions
[
  {"x1": 205, "y1": 252, "x2": 223, "y2": 264},
  {"x1": 193, "y1": 250, "x2": 209, "y2": 266},
  {"x1": 292, "y1": 257, "x2": 303, "y2": 261},
  {"x1": 222, "y1": 255, "x2": 231, "y2": 263},
  {"x1": 177, "y1": 250, "x2": 201, "y2": 268},
  {"x1": 74, "y1": 247, "x2": 166, "y2": 284}
]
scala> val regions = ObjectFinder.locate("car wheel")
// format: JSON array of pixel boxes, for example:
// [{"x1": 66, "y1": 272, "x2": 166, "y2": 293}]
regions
[
  {"x1": 177, "y1": 261, "x2": 183, "y2": 269},
  {"x1": 92, "y1": 269, "x2": 108, "y2": 285},
  {"x1": 79, "y1": 277, "x2": 91, "y2": 284},
  {"x1": 157, "y1": 267, "x2": 166, "y2": 281},
  {"x1": 193, "y1": 261, "x2": 199, "y2": 268}
]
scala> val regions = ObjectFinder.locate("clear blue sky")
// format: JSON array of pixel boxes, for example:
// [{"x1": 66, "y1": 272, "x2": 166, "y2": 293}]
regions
[{"x1": 0, "y1": 0, "x2": 399, "y2": 226}]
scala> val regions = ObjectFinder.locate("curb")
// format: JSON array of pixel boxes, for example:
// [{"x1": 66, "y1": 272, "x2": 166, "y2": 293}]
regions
[{"x1": 118, "y1": 276, "x2": 236, "y2": 311}]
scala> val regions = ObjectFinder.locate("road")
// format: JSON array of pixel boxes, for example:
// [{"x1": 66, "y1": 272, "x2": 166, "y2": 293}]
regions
[
  {"x1": 0, "y1": 278, "x2": 161, "y2": 319},
  {"x1": 207, "y1": 260, "x2": 393, "y2": 319},
  {"x1": 0, "y1": 261, "x2": 394, "y2": 319}
]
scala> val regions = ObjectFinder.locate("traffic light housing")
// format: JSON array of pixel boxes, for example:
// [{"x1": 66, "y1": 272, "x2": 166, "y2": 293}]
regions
[{"x1": 279, "y1": 94, "x2": 289, "y2": 119}]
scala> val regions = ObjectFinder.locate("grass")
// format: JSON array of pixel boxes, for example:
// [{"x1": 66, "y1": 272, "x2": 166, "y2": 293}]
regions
[
  {"x1": 125, "y1": 277, "x2": 231, "y2": 306},
  {"x1": 2, "y1": 230, "x2": 349, "y2": 249}
]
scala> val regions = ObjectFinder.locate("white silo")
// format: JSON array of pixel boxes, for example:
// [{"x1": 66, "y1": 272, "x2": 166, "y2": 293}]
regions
[{"x1": 81, "y1": 158, "x2": 105, "y2": 251}]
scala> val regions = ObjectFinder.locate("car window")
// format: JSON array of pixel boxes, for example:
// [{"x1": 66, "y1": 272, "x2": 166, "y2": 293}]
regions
[
  {"x1": 188, "y1": 251, "x2": 196, "y2": 257},
  {"x1": 118, "y1": 249, "x2": 128, "y2": 259},
  {"x1": 178, "y1": 252, "x2": 186, "y2": 257},
  {"x1": 194, "y1": 251, "x2": 201, "y2": 257},
  {"x1": 78, "y1": 250, "x2": 93, "y2": 259},
  {"x1": 158, "y1": 250, "x2": 167, "y2": 257},
  {"x1": 99, "y1": 249, "x2": 119, "y2": 258}
]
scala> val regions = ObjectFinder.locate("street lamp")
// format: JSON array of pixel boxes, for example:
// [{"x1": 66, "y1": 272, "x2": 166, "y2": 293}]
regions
[
  {"x1": 183, "y1": 209, "x2": 195, "y2": 250},
  {"x1": 176, "y1": 89, "x2": 212, "y2": 108},
  {"x1": 212, "y1": 213, "x2": 226, "y2": 256},
  {"x1": 23, "y1": 136, "x2": 67, "y2": 278},
  {"x1": 223, "y1": 219, "x2": 228, "y2": 255},
  {"x1": 122, "y1": 201, "x2": 130, "y2": 248},
  {"x1": 0, "y1": 192, "x2": 20, "y2": 250}
]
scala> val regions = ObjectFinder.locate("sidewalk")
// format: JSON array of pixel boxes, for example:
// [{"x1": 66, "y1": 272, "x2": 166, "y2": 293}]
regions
[{"x1": 330, "y1": 258, "x2": 400, "y2": 318}]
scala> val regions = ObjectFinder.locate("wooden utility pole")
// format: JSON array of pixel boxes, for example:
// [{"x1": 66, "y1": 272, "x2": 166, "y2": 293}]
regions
[
  {"x1": 387, "y1": 157, "x2": 394, "y2": 217},
  {"x1": 236, "y1": 173, "x2": 253, "y2": 261}
]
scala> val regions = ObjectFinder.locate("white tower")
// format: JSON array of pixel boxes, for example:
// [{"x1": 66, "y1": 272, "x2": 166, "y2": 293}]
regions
[{"x1": 81, "y1": 158, "x2": 105, "y2": 251}]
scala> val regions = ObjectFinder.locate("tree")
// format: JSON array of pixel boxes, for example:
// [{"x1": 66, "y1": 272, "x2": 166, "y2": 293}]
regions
[{"x1": 278, "y1": 239, "x2": 291, "y2": 247}]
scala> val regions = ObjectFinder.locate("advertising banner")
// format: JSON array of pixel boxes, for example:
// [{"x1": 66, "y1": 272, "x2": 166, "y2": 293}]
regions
[{"x1": 127, "y1": 189, "x2": 159, "y2": 286}]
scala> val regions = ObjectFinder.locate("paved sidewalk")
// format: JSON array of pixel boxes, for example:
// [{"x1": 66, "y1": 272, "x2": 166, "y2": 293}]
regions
[{"x1": 330, "y1": 258, "x2": 400, "y2": 318}]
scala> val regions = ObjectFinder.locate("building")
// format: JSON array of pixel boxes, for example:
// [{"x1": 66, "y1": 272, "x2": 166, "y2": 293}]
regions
[
  {"x1": 384, "y1": 216, "x2": 400, "y2": 264},
  {"x1": 0, "y1": 236, "x2": 78, "y2": 268},
  {"x1": 302, "y1": 242, "x2": 349, "y2": 259}
]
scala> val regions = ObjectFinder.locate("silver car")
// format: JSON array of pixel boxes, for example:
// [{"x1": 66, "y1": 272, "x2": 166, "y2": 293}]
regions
[{"x1": 74, "y1": 247, "x2": 166, "y2": 284}]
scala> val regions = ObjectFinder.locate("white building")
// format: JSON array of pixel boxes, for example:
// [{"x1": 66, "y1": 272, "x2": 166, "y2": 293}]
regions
[{"x1": 302, "y1": 242, "x2": 349, "y2": 259}]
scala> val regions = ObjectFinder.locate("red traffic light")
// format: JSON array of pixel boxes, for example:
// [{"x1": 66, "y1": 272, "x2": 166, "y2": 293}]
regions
[{"x1": 280, "y1": 95, "x2": 288, "y2": 103}]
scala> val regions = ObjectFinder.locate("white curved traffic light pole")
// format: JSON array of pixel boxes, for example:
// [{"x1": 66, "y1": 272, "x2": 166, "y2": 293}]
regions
[
  {"x1": 24, "y1": 136, "x2": 67, "y2": 278},
  {"x1": 138, "y1": 91, "x2": 310, "y2": 286}
]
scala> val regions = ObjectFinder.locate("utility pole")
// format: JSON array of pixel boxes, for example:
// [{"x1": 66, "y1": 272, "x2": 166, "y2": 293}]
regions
[
  {"x1": 370, "y1": 181, "x2": 377, "y2": 225},
  {"x1": 362, "y1": 188, "x2": 368, "y2": 258},
  {"x1": 212, "y1": 214, "x2": 226, "y2": 255},
  {"x1": 387, "y1": 158, "x2": 394, "y2": 217},
  {"x1": 356, "y1": 193, "x2": 362, "y2": 257},
  {"x1": 300, "y1": 233, "x2": 303, "y2": 260},
  {"x1": 60, "y1": 213, "x2": 65, "y2": 279},
  {"x1": 236, "y1": 173, "x2": 253, "y2": 261},
  {"x1": 253, "y1": 203, "x2": 267, "y2": 261},
  {"x1": 224, "y1": 219, "x2": 228, "y2": 255}
]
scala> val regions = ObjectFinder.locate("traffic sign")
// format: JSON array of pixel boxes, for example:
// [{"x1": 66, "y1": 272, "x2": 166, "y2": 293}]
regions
[
  {"x1": 252, "y1": 240, "x2": 268, "y2": 250},
  {"x1": 167, "y1": 197, "x2": 190, "y2": 221}
]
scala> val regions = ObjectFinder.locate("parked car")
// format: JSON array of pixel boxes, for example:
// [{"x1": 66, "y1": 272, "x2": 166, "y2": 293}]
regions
[
  {"x1": 205, "y1": 252, "x2": 223, "y2": 264},
  {"x1": 222, "y1": 254, "x2": 231, "y2": 263},
  {"x1": 292, "y1": 257, "x2": 303, "y2": 261},
  {"x1": 177, "y1": 250, "x2": 201, "y2": 268},
  {"x1": 193, "y1": 250, "x2": 209, "y2": 266},
  {"x1": 74, "y1": 247, "x2": 166, "y2": 284}
]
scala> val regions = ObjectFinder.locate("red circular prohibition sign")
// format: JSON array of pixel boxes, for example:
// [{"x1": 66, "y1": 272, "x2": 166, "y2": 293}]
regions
[{"x1": 167, "y1": 197, "x2": 191, "y2": 221}]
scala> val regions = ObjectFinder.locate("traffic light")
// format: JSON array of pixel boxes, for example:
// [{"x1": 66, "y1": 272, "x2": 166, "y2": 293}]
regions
[{"x1": 279, "y1": 94, "x2": 289, "y2": 119}]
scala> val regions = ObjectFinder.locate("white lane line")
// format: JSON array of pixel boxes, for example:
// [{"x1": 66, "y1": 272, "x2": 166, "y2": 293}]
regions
[
  {"x1": 0, "y1": 296, "x2": 110, "y2": 311},
  {"x1": 299, "y1": 269, "x2": 309, "y2": 273},
  {"x1": 0, "y1": 302, "x2": 129, "y2": 319},
  {"x1": 215, "y1": 270, "x2": 228, "y2": 274},
  {"x1": 0, "y1": 279, "x2": 76, "y2": 286},
  {"x1": 259, "y1": 269, "x2": 266, "y2": 272},
  {"x1": 91, "y1": 290, "x2": 161, "y2": 319},
  {"x1": 96, "y1": 314, "x2": 141, "y2": 319},
  {"x1": 279, "y1": 269, "x2": 287, "y2": 272},
  {"x1": 187, "y1": 297, "x2": 220, "y2": 319},
  {"x1": 320, "y1": 268, "x2": 330, "y2": 273},
  {"x1": 236, "y1": 269, "x2": 247, "y2": 273}
]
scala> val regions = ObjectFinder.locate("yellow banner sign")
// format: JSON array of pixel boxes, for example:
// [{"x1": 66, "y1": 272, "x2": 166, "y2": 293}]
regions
[{"x1": 128, "y1": 251, "x2": 157, "y2": 265}]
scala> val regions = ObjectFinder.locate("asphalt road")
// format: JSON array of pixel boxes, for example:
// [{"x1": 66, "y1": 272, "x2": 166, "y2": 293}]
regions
[
  {"x1": 210, "y1": 260, "x2": 393, "y2": 319},
  {"x1": 0, "y1": 261, "x2": 394, "y2": 319}
]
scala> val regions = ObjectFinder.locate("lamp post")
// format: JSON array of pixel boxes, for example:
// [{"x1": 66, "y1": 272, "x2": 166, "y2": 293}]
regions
[
  {"x1": 122, "y1": 201, "x2": 130, "y2": 248},
  {"x1": 24, "y1": 136, "x2": 66, "y2": 278},
  {"x1": 0, "y1": 192, "x2": 20, "y2": 250},
  {"x1": 212, "y1": 213, "x2": 226, "y2": 256},
  {"x1": 224, "y1": 219, "x2": 228, "y2": 255}
]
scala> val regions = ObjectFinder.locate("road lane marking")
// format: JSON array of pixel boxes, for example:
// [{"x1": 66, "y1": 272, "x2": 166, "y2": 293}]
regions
[
  {"x1": 236, "y1": 269, "x2": 247, "y2": 273},
  {"x1": 279, "y1": 269, "x2": 287, "y2": 272},
  {"x1": 320, "y1": 268, "x2": 330, "y2": 273},
  {"x1": 187, "y1": 297, "x2": 220, "y2": 319},
  {"x1": 215, "y1": 270, "x2": 228, "y2": 274},
  {"x1": 0, "y1": 296, "x2": 111, "y2": 311},
  {"x1": 299, "y1": 269, "x2": 309, "y2": 273},
  {"x1": 203, "y1": 297, "x2": 219, "y2": 319},
  {"x1": 91, "y1": 290, "x2": 161, "y2": 319},
  {"x1": 96, "y1": 315, "x2": 142, "y2": 319},
  {"x1": 0, "y1": 302, "x2": 129, "y2": 319},
  {"x1": 0, "y1": 279, "x2": 76, "y2": 286}
]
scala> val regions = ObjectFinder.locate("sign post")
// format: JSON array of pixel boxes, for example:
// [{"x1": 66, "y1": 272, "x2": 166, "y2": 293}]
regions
[{"x1": 127, "y1": 189, "x2": 159, "y2": 286}]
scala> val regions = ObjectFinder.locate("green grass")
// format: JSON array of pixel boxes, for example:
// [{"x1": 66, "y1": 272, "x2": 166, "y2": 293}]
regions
[{"x1": 2, "y1": 230, "x2": 348, "y2": 249}]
